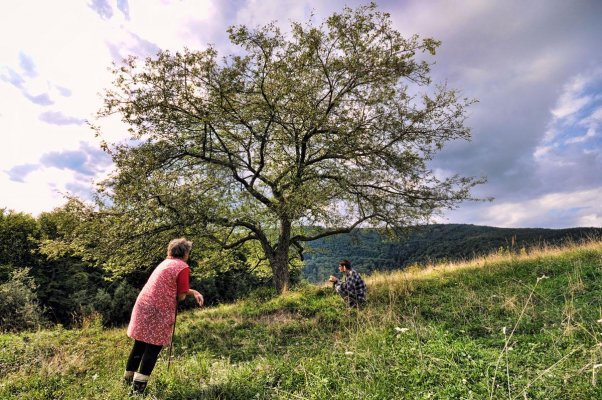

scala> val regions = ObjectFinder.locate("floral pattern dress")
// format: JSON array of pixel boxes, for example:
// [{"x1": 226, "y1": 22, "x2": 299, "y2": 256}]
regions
[{"x1": 127, "y1": 258, "x2": 189, "y2": 346}]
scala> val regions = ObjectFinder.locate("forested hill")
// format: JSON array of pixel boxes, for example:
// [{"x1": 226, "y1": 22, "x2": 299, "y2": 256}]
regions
[{"x1": 302, "y1": 224, "x2": 602, "y2": 282}]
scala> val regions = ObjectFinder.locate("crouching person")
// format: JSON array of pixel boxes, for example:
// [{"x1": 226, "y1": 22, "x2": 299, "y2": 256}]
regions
[
  {"x1": 329, "y1": 259, "x2": 366, "y2": 307},
  {"x1": 123, "y1": 238, "x2": 204, "y2": 395}
]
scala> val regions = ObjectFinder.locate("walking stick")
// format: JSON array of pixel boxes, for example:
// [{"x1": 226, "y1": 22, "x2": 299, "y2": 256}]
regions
[{"x1": 167, "y1": 302, "x2": 178, "y2": 371}]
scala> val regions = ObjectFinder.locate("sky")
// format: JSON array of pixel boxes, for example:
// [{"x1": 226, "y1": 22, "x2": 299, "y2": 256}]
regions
[{"x1": 1, "y1": 0, "x2": 601, "y2": 229}]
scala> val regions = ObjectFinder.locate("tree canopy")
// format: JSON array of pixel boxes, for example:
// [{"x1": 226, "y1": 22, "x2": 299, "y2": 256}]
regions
[{"x1": 94, "y1": 3, "x2": 483, "y2": 292}]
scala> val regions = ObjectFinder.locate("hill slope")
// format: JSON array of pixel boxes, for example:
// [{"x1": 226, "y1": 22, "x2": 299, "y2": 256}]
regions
[
  {"x1": 303, "y1": 224, "x2": 602, "y2": 282},
  {"x1": 2, "y1": 242, "x2": 602, "y2": 399}
]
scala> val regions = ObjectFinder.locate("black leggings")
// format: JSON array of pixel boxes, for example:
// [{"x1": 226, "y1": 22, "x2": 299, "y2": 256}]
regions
[{"x1": 126, "y1": 340, "x2": 163, "y2": 376}]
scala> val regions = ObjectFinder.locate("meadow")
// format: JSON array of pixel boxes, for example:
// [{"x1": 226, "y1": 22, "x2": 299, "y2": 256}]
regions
[{"x1": 1, "y1": 241, "x2": 602, "y2": 399}]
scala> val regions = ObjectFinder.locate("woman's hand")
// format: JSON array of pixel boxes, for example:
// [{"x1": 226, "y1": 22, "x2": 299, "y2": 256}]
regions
[{"x1": 190, "y1": 289, "x2": 204, "y2": 307}]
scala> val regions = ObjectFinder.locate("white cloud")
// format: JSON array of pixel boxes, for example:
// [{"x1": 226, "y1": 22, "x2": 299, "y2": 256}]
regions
[
  {"x1": 564, "y1": 127, "x2": 596, "y2": 144},
  {"x1": 0, "y1": 2, "x2": 116, "y2": 214},
  {"x1": 389, "y1": 0, "x2": 494, "y2": 39},
  {"x1": 234, "y1": 0, "x2": 313, "y2": 29},
  {"x1": 0, "y1": 0, "x2": 224, "y2": 216},
  {"x1": 517, "y1": 49, "x2": 565, "y2": 85},
  {"x1": 550, "y1": 72, "x2": 598, "y2": 121},
  {"x1": 551, "y1": 94, "x2": 591, "y2": 121},
  {"x1": 534, "y1": 69, "x2": 601, "y2": 167},
  {"x1": 0, "y1": 167, "x2": 95, "y2": 215},
  {"x1": 577, "y1": 105, "x2": 602, "y2": 140},
  {"x1": 123, "y1": 0, "x2": 218, "y2": 51},
  {"x1": 0, "y1": 89, "x2": 93, "y2": 170},
  {"x1": 442, "y1": 188, "x2": 602, "y2": 228},
  {"x1": 578, "y1": 213, "x2": 602, "y2": 227}
]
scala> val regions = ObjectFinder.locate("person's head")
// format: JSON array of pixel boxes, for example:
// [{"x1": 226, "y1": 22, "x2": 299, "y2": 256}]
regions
[
  {"x1": 338, "y1": 259, "x2": 351, "y2": 272},
  {"x1": 167, "y1": 238, "x2": 193, "y2": 260}
]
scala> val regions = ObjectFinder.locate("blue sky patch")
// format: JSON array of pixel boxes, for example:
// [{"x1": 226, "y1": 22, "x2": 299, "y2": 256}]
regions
[
  {"x1": 18, "y1": 52, "x2": 36, "y2": 78},
  {"x1": 24, "y1": 92, "x2": 54, "y2": 106},
  {"x1": 39, "y1": 111, "x2": 86, "y2": 126},
  {"x1": 6, "y1": 163, "x2": 40, "y2": 183},
  {"x1": 88, "y1": 0, "x2": 113, "y2": 20}
]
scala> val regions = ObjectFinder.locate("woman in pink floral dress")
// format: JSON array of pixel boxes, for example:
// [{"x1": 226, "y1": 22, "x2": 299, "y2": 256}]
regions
[{"x1": 123, "y1": 238, "x2": 204, "y2": 394}]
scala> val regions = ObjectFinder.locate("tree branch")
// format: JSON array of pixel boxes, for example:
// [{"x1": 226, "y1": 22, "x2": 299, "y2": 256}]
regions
[{"x1": 291, "y1": 214, "x2": 377, "y2": 243}]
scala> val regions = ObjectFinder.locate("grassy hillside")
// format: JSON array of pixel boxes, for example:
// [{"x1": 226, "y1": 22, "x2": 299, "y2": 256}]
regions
[{"x1": 2, "y1": 242, "x2": 602, "y2": 399}]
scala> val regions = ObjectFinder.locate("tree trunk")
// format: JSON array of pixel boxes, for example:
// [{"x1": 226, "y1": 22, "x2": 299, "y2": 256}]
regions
[
  {"x1": 270, "y1": 250, "x2": 290, "y2": 293},
  {"x1": 267, "y1": 218, "x2": 292, "y2": 293}
]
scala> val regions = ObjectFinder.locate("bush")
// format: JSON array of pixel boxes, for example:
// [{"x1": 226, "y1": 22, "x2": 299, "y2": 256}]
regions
[
  {"x1": 84, "y1": 280, "x2": 139, "y2": 326},
  {"x1": 0, "y1": 267, "x2": 45, "y2": 332},
  {"x1": 110, "y1": 280, "x2": 139, "y2": 324}
]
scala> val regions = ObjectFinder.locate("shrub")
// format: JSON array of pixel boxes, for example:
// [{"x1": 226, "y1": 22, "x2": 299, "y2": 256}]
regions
[
  {"x1": 110, "y1": 280, "x2": 138, "y2": 324},
  {"x1": 0, "y1": 267, "x2": 45, "y2": 332}
]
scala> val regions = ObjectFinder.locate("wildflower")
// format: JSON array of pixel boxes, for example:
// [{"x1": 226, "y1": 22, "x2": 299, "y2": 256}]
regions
[{"x1": 395, "y1": 327, "x2": 410, "y2": 333}]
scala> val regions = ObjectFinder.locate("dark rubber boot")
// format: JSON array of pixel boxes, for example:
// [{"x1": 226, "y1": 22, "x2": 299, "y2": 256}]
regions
[
  {"x1": 132, "y1": 380, "x2": 147, "y2": 395},
  {"x1": 131, "y1": 372, "x2": 149, "y2": 395}
]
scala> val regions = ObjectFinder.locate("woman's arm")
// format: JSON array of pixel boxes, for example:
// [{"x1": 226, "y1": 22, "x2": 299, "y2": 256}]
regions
[
  {"x1": 176, "y1": 267, "x2": 203, "y2": 306},
  {"x1": 178, "y1": 289, "x2": 204, "y2": 306}
]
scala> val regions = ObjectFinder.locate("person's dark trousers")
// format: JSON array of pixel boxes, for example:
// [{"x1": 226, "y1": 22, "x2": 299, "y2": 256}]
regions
[
  {"x1": 126, "y1": 339, "x2": 163, "y2": 375},
  {"x1": 346, "y1": 296, "x2": 365, "y2": 308},
  {"x1": 125, "y1": 340, "x2": 163, "y2": 393}
]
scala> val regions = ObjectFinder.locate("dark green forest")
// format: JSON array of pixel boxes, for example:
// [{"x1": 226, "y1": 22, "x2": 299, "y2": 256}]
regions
[
  {"x1": 302, "y1": 224, "x2": 602, "y2": 282},
  {"x1": 1, "y1": 207, "x2": 600, "y2": 331},
  {"x1": 0, "y1": 207, "x2": 267, "y2": 331}
]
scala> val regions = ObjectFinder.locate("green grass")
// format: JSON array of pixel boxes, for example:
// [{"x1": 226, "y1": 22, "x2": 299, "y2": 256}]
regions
[{"x1": 2, "y1": 242, "x2": 602, "y2": 399}]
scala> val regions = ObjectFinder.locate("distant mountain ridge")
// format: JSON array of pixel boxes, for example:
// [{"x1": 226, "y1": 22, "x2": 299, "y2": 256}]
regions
[{"x1": 302, "y1": 224, "x2": 602, "y2": 282}]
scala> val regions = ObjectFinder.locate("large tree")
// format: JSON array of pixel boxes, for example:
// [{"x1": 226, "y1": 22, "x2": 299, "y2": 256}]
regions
[{"x1": 95, "y1": 3, "x2": 483, "y2": 292}]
